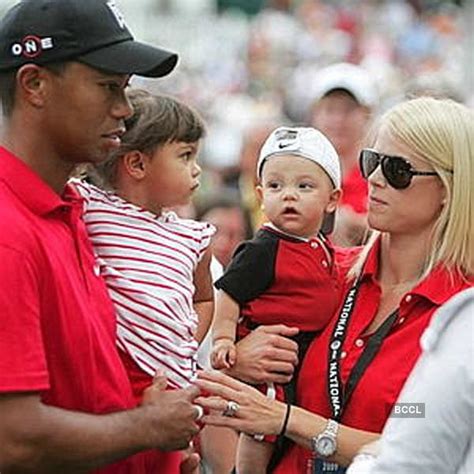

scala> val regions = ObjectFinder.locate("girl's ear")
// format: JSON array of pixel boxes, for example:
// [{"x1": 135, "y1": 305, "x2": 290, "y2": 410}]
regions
[
  {"x1": 325, "y1": 188, "x2": 342, "y2": 214},
  {"x1": 122, "y1": 150, "x2": 147, "y2": 180}
]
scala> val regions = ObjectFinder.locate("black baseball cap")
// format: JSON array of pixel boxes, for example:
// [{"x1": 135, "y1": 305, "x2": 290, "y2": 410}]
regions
[{"x1": 0, "y1": 0, "x2": 178, "y2": 77}]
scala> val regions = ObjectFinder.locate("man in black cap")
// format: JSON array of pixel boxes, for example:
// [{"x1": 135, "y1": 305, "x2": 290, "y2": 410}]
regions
[{"x1": 0, "y1": 1, "x2": 202, "y2": 472}]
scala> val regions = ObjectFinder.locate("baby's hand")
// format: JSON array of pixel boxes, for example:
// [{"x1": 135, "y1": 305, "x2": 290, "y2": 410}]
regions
[{"x1": 211, "y1": 339, "x2": 237, "y2": 370}]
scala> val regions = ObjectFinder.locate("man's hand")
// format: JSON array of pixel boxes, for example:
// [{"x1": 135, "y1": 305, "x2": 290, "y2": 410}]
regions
[
  {"x1": 141, "y1": 375, "x2": 202, "y2": 451},
  {"x1": 0, "y1": 389, "x2": 201, "y2": 472},
  {"x1": 180, "y1": 451, "x2": 201, "y2": 474},
  {"x1": 227, "y1": 324, "x2": 299, "y2": 384}
]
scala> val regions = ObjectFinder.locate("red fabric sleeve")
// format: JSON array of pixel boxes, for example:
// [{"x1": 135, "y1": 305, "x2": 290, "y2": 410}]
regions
[{"x1": 0, "y1": 245, "x2": 49, "y2": 392}]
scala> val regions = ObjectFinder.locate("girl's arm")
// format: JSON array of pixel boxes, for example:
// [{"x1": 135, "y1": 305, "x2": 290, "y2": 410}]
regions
[{"x1": 193, "y1": 247, "x2": 214, "y2": 343}]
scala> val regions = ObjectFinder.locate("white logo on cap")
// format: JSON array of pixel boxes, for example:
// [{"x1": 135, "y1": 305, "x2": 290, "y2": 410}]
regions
[
  {"x1": 106, "y1": 1, "x2": 127, "y2": 29},
  {"x1": 11, "y1": 36, "x2": 54, "y2": 58}
]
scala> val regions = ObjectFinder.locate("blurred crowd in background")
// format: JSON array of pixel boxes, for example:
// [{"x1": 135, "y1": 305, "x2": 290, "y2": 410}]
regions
[{"x1": 1, "y1": 0, "x2": 472, "y2": 258}]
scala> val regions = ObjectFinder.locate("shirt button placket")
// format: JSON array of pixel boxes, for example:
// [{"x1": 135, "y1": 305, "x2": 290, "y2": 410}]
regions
[{"x1": 355, "y1": 338, "x2": 364, "y2": 348}]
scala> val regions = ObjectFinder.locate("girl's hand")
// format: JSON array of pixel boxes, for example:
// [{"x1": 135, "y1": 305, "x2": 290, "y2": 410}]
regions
[{"x1": 141, "y1": 370, "x2": 168, "y2": 405}]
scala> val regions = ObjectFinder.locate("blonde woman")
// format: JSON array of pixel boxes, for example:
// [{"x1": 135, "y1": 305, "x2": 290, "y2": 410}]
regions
[{"x1": 195, "y1": 97, "x2": 474, "y2": 474}]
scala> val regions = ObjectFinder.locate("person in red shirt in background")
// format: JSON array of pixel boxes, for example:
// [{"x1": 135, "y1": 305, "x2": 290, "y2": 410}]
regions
[
  {"x1": 309, "y1": 62, "x2": 378, "y2": 247},
  {"x1": 195, "y1": 96, "x2": 474, "y2": 474},
  {"x1": 0, "y1": 1, "x2": 202, "y2": 472}
]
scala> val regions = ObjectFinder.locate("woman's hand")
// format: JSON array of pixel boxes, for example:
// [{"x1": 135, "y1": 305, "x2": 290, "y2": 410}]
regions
[
  {"x1": 226, "y1": 324, "x2": 299, "y2": 384},
  {"x1": 195, "y1": 370, "x2": 287, "y2": 437}
]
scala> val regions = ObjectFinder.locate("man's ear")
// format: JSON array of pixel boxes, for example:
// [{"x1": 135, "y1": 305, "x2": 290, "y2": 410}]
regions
[
  {"x1": 16, "y1": 64, "x2": 49, "y2": 108},
  {"x1": 122, "y1": 150, "x2": 147, "y2": 180},
  {"x1": 325, "y1": 188, "x2": 342, "y2": 214}
]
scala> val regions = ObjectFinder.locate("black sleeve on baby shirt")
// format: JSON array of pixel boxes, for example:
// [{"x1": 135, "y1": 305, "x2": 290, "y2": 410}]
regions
[{"x1": 215, "y1": 230, "x2": 278, "y2": 304}]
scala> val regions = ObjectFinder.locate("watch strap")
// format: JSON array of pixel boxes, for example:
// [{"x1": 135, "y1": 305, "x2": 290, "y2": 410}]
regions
[
  {"x1": 312, "y1": 419, "x2": 339, "y2": 457},
  {"x1": 325, "y1": 419, "x2": 339, "y2": 437}
]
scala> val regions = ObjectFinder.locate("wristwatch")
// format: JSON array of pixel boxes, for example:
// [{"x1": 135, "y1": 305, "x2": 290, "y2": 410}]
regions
[{"x1": 311, "y1": 419, "x2": 339, "y2": 457}]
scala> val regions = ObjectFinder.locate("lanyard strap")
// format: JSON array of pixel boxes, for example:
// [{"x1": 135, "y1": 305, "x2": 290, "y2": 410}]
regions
[{"x1": 326, "y1": 278, "x2": 399, "y2": 421}]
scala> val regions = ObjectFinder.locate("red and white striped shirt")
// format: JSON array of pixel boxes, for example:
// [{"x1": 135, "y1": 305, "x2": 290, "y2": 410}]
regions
[{"x1": 73, "y1": 180, "x2": 215, "y2": 389}]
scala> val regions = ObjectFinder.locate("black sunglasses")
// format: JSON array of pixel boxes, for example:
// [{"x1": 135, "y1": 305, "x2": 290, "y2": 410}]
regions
[{"x1": 359, "y1": 149, "x2": 438, "y2": 189}]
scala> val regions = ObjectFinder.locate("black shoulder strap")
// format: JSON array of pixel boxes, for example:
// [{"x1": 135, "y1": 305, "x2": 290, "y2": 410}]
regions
[
  {"x1": 326, "y1": 273, "x2": 400, "y2": 421},
  {"x1": 342, "y1": 310, "x2": 399, "y2": 410}
]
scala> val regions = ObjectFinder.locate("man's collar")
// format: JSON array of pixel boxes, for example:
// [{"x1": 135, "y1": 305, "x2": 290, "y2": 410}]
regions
[{"x1": 0, "y1": 146, "x2": 82, "y2": 215}]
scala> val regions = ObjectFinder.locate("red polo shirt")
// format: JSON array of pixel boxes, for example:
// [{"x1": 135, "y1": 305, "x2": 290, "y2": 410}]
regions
[
  {"x1": 216, "y1": 226, "x2": 344, "y2": 333},
  {"x1": 340, "y1": 165, "x2": 368, "y2": 214},
  {"x1": 274, "y1": 237, "x2": 472, "y2": 473},
  {"x1": 0, "y1": 147, "x2": 150, "y2": 473}
]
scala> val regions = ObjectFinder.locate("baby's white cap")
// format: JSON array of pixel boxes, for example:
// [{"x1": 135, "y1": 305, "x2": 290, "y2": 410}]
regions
[{"x1": 257, "y1": 126, "x2": 341, "y2": 188}]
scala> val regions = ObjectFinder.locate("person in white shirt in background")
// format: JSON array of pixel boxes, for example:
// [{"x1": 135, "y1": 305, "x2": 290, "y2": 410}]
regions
[{"x1": 348, "y1": 287, "x2": 474, "y2": 474}]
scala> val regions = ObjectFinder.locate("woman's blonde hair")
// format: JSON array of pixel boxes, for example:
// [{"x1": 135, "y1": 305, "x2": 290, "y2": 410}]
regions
[{"x1": 350, "y1": 97, "x2": 474, "y2": 280}]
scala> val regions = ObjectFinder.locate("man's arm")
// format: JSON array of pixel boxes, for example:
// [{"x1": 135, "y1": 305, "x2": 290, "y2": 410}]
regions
[{"x1": 0, "y1": 386, "x2": 201, "y2": 473}]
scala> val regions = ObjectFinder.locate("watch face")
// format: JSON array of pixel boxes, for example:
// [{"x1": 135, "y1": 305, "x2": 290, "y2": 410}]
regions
[{"x1": 317, "y1": 435, "x2": 336, "y2": 457}]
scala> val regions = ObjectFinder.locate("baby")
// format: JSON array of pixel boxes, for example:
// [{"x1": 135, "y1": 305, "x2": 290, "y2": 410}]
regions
[{"x1": 211, "y1": 126, "x2": 343, "y2": 473}]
